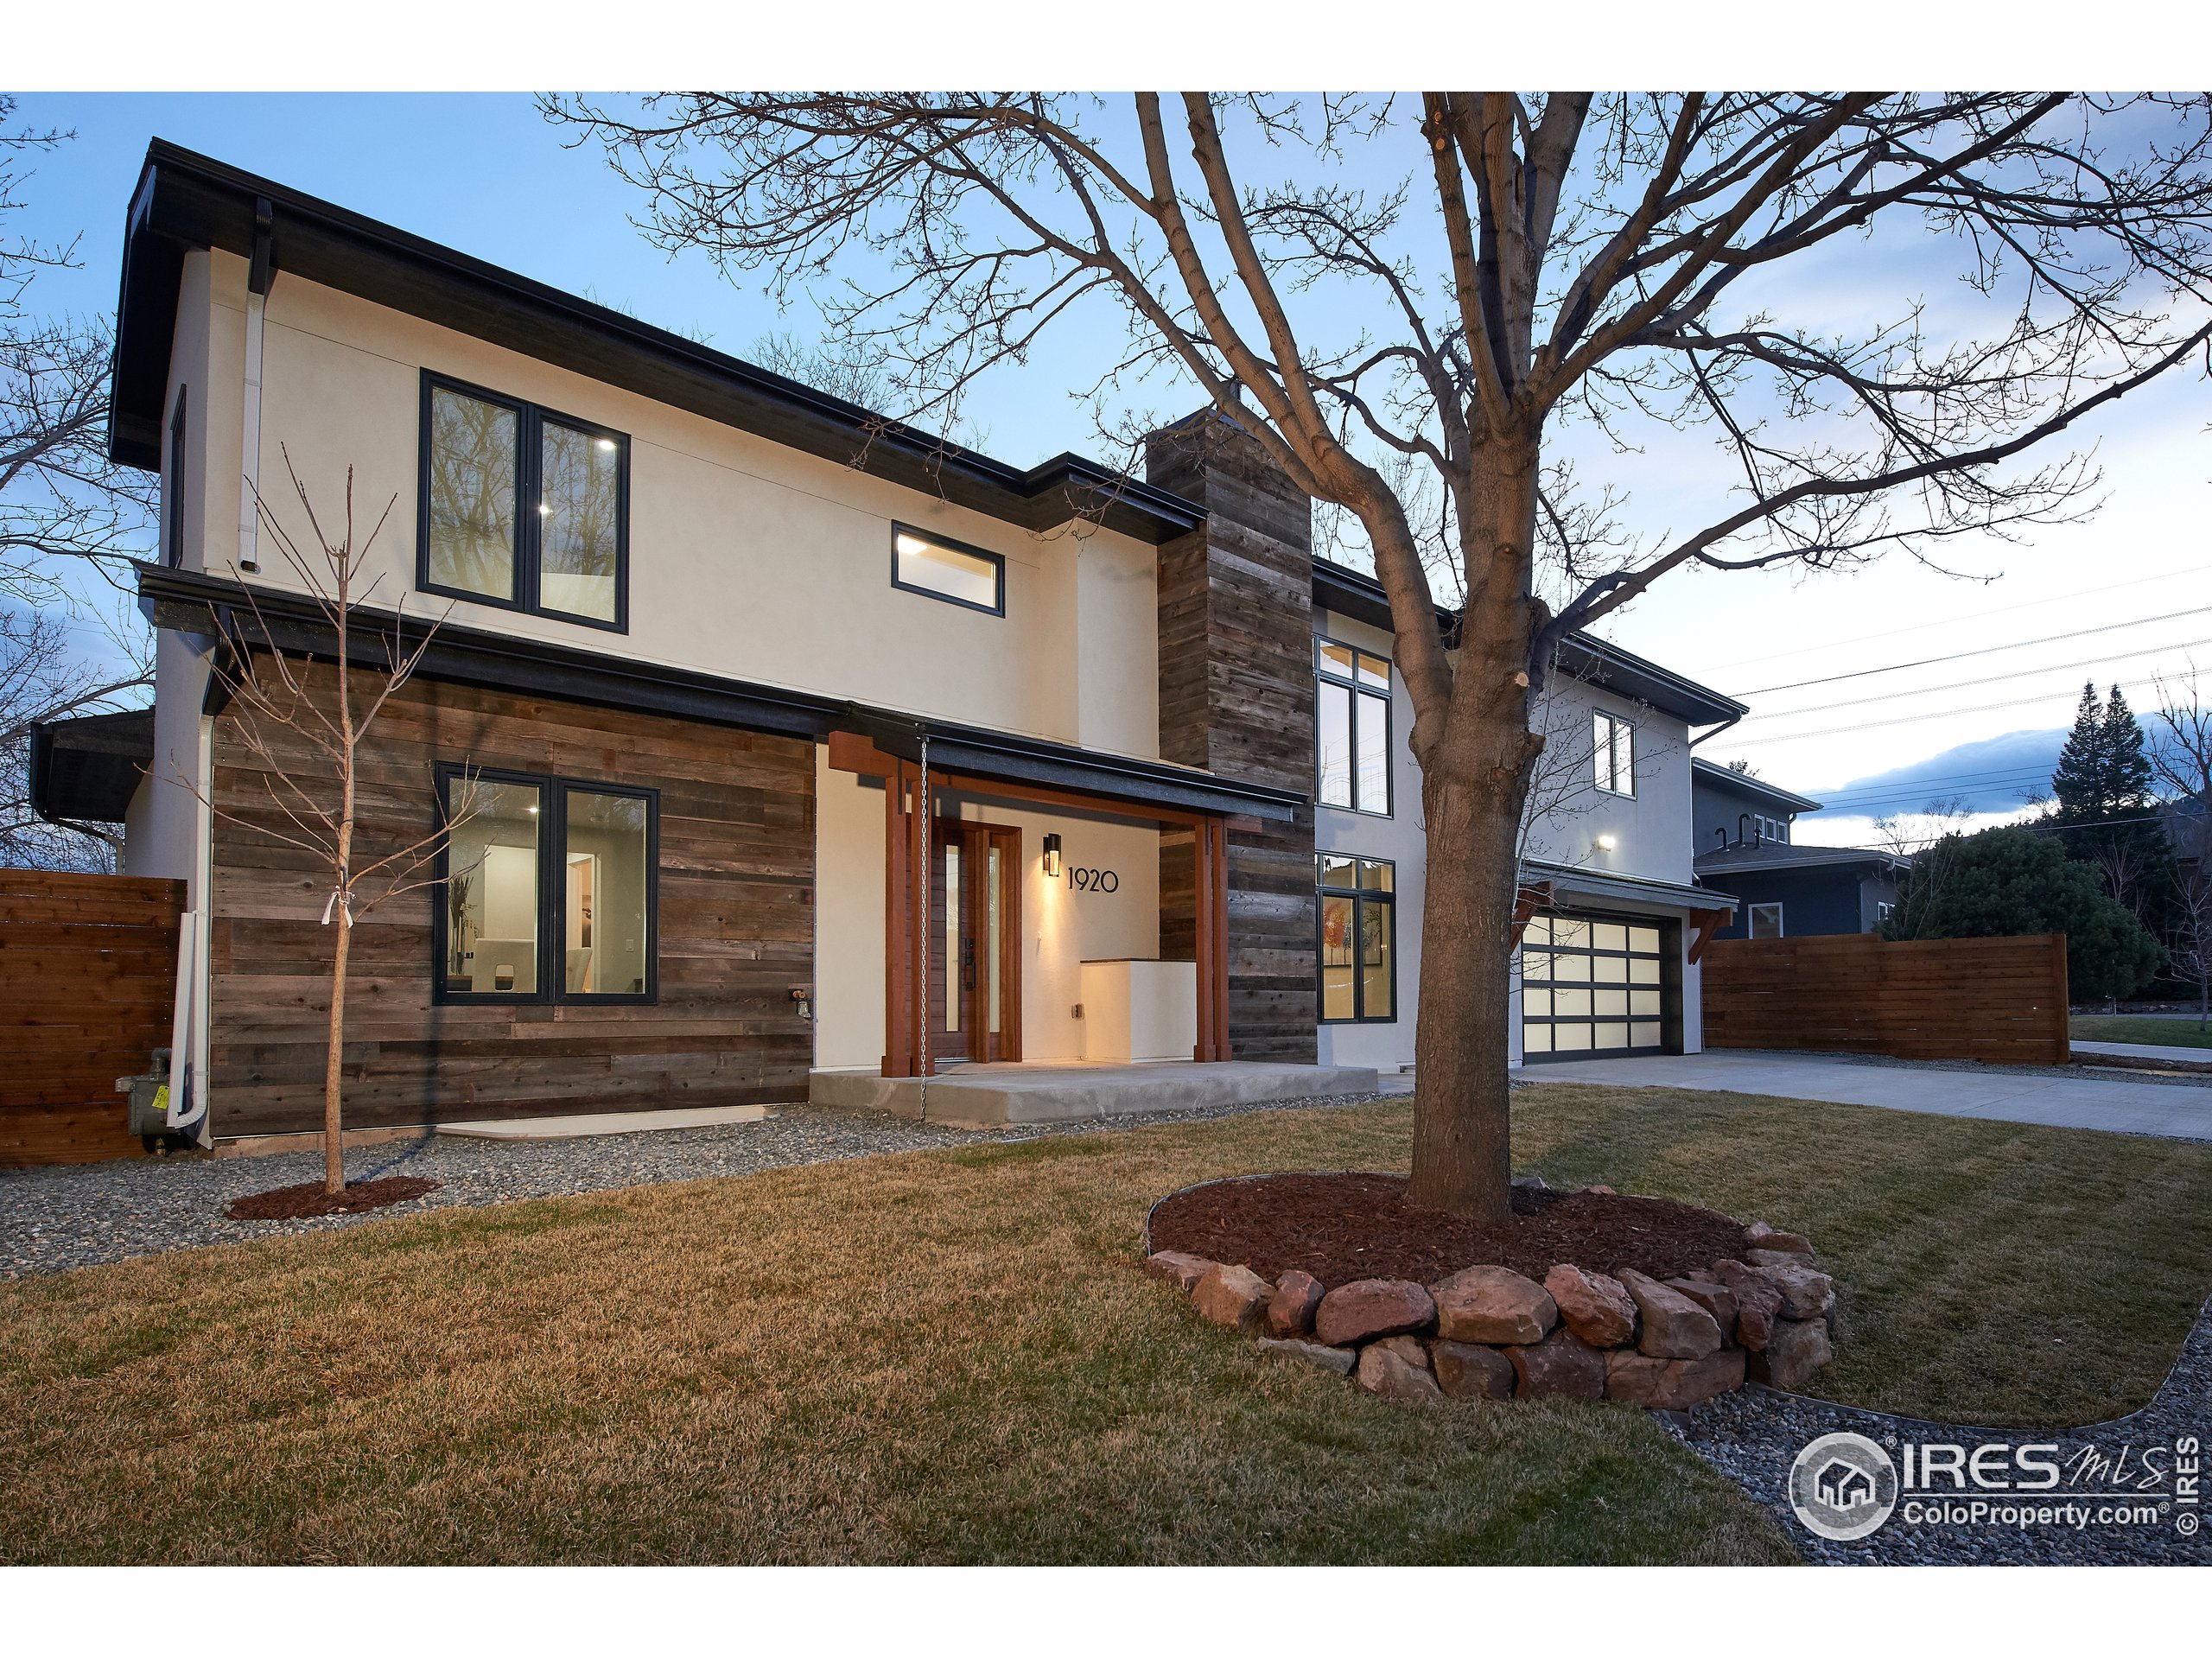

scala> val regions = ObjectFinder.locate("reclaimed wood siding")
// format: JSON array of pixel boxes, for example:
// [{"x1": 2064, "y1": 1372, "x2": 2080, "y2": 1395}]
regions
[
  {"x1": 208, "y1": 669, "x2": 815, "y2": 1137},
  {"x1": 1701, "y1": 931, "x2": 2069, "y2": 1065},
  {"x1": 1149, "y1": 417, "x2": 1319, "y2": 1063},
  {"x1": 0, "y1": 870, "x2": 184, "y2": 1165}
]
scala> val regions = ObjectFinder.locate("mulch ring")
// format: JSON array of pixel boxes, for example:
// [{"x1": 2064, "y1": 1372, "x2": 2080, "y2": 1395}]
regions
[
  {"x1": 1147, "y1": 1171, "x2": 1747, "y2": 1285},
  {"x1": 226, "y1": 1176, "x2": 440, "y2": 1222}
]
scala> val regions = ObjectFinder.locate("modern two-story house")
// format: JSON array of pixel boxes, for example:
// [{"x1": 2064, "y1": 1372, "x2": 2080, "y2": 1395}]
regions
[{"x1": 32, "y1": 142, "x2": 1746, "y2": 1145}]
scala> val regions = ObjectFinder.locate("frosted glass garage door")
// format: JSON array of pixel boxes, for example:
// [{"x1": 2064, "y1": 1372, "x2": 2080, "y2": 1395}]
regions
[{"x1": 1520, "y1": 913, "x2": 1667, "y2": 1060}]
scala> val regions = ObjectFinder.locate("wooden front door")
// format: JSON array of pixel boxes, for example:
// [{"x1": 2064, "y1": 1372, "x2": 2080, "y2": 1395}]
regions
[{"x1": 929, "y1": 821, "x2": 1022, "y2": 1064}]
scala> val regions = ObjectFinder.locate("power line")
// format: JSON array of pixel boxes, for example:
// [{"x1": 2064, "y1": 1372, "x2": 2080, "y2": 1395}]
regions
[
  {"x1": 1734, "y1": 606, "x2": 2212, "y2": 696},
  {"x1": 1713, "y1": 560, "x2": 2212, "y2": 674},
  {"x1": 1727, "y1": 674, "x2": 2171, "y2": 748},
  {"x1": 1745, "y1": 636, "x2": 2212, "y2": 721}
]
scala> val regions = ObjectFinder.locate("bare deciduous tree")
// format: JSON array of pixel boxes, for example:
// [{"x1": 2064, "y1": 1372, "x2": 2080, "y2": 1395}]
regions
[
  {"x1": 0, "y1": 606, "x2": 149, "y2": 868},
  {"x1": 185, "y1": 454, "x2": 477, "y2": 1194},
  {"x1": 549, "y1": 92, "x2": 2212, "y2": 1215}
]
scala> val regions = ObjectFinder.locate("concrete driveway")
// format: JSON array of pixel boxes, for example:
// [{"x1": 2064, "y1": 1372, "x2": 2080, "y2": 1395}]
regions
[{"x1": 1525, "y1": 1050, "x2": 2212, "y2": 1141}]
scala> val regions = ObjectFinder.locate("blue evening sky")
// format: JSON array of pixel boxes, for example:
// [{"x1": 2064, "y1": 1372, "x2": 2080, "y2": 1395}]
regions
[{"x1": 14, "y1": 92, "x2": 2211, "y2": 842}]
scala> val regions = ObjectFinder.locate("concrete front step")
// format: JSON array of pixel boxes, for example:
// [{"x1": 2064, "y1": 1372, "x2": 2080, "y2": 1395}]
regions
[
  {"x1": 436, "y1": 1104, "x2": 773, "y2": 1141},
  {"x1": 808, "y1": 1059, "x2": 1380, "y2": 1128}
]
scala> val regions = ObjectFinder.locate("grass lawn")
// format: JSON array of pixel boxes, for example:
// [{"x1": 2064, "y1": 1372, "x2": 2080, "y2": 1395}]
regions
[
  {"x1": 2072, "y1": 1014, "x2": 2212, "y2": 1050},
  {"x1": 4, "y1": 1084, "x2": 2210, "y2": 1565}
]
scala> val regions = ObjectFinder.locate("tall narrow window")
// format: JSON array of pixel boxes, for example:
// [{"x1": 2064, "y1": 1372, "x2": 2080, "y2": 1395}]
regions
[
  {"x1": 1594, "y1": 710, "x2": 1636, "y2": 796},
  {"x1": 425, "y1": 382, "x2": 521, "y2": 602},
  {"x1": 1318, "y1": 854, "x2": 1395, "y2": 1022},
  {"x1": 439, "y1": 767, "x2": 657, "y2": 1004},
  {"x1": 1315, "y1": 638, "x2": 1392, "y2": 815},
  {"x1": 444, "y1": 777, "x2": 544, "y2": 996},
  {"x1": 164, "y1": 387, "x2": 188, "y2": 569},
  {"x1": 419, "y1": 372, "x2": 628, "y2": 629}
]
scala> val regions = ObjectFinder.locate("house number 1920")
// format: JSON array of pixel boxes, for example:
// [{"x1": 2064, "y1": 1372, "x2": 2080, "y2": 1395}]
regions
[{"x1": 1068, "y1": 867, "x2": 1120, "y2": 893}]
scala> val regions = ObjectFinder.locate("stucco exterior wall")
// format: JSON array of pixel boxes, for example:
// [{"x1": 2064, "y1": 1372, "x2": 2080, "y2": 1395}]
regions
[
  {"x1": 183, "y1": 256, "x2": 1160, "y2": 757},
  {"x1": 1311, "y1": 607, "x2": 1424, "y2": 1072},
  {"x1": 812, "y1": 754, "x2": 1163, "y2": 1071},
  {"x1": 1522, "y1": 678, "x2": 1694, "y2": 887}
]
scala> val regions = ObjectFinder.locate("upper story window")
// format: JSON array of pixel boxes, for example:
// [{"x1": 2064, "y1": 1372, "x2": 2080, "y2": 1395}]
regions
[
  {"x1": 1316, "y1": 638, "x2": 1391, "y2": 815},
  {"x1": 1749, "y1": 902, "x2": 1784, "y2": 939},
  {"x1": 1593, "y1": 710, "x2": 1635, "y2": 797},
  {"x1": 164, "y1": 387, "x2": 188, "y2": 569},
  {"x1": 892, "y1": 524, "x2": 1005, "y2": 615},
  {"x1": 419, "y1": 372, "x2": 629, "y2": 631}
]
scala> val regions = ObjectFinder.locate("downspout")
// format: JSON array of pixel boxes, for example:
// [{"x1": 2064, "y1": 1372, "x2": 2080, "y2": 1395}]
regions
[{"x1": 235, "y1": 199, "x2": 274, "y2": 575}]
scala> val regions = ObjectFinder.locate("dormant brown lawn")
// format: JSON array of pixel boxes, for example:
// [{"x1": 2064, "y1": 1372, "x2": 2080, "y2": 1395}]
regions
[{"x1": 4, "y1": 1084, "x2": 2209, "y2": 1564}]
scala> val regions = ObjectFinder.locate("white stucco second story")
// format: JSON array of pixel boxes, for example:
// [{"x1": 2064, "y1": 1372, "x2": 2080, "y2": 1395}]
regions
[{"x1": 116, "y1": 143, "x2": 1188, "y2": 763}]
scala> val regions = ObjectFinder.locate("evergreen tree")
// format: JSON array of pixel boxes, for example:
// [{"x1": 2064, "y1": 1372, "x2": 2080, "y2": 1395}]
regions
[
  {"x1": 2050, "y1": 682, "x2": 2112, "y2": 824},
  {"x1": 2048, "y1": 682, "x2": 2182, "y2": 962}
]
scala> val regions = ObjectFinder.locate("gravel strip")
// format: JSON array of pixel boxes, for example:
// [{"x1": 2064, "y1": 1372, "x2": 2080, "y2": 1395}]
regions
[
  {"x1": 1773, "y1": 1048, "x2": 2212, "y2": 1092},
  {"x1": 0, "y1": 1092, "x2": 1386, "y2": 1280},
  {"x1": 1669, "y1": 1300, "x2": 2212, "y2": 1565}
]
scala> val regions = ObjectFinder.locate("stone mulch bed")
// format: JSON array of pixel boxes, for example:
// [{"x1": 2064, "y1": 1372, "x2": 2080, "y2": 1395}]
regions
[
  {"x1": 1, "y1": 1091, "x2": 1383, "y2": 1279},
  {"x1": 1673, "y1": 1298, "x2": 2212, "y2": 1565},
  {"x1": 1145, "y1": 1172, "x2": 1838, "y2": 1411}
]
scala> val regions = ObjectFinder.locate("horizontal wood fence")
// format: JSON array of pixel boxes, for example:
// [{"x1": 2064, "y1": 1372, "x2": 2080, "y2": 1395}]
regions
[
  {"x1": 0, "y1": 869, "x2": 185, "y2": 1165},
  {"x1": 1701, "y1": 931, "x2": 2069, "y2": 1066}
]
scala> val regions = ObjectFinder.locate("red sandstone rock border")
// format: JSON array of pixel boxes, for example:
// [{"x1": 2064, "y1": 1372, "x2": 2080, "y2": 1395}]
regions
[{"x1": 1142, "y1": 1194, "x2": 1834, "y2": 1409}]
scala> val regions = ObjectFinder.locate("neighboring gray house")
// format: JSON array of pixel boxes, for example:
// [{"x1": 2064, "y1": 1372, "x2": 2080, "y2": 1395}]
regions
[{"x1": 1691, "y1": 759, "x2": 1909, "y2": 938}]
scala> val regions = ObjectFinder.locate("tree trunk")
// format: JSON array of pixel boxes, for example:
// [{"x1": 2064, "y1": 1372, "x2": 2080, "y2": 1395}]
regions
[
  {"x1": 1405, "y1": 433, "x2": 1544, "y2": 1219},
  {"x1": 324, "y1": 906, "x2": 350, "y2": 1194}
]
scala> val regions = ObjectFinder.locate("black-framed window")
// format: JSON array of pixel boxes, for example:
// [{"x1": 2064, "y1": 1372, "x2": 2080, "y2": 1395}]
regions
[
  {"x1": 1318, "y1": 853, "x2": 1395, "y2": 1023},
  {"x1": 1594, "y1": 709, "x2": 1635, "y2": 796},
  {"x1": 418, "y1": 372, "x2": 630, "y2": 632},
  {"x1": 436, "y1": 765, "x2": 658, "y2": 1005},
  {"x1": 1316, "y1": 637, "x2": 1392, "y2": 815},
  {"x1": 891, "y1": 523, "x2": 1005, "y2": 615},
  {"x1": 165, "y1": 386, "x2": 188, "y2": 569}
]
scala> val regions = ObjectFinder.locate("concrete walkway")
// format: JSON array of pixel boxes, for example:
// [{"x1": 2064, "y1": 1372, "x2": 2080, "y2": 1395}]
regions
[
  {"x1": 809, "y1": 1059, "x2": 1379, "y2": 1128},
  {"x1": 2072, "y1": 1039, "x2": 2212, "y2": 1065},
  {"x1": 1526, "y1": 1050, "x2": 2212, "y2": 1141}
]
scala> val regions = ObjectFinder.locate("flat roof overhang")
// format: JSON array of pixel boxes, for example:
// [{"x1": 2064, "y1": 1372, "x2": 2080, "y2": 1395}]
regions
[
  {"x1": 28, "y1": 708, "x2": 155, "y2": 824},
  {"x1": 108, "y1": 142, "x2": 1205, "y2": 547},
  {"x1": 137, "y1": 563, "x2": 1302, "y2": 827},
  {"x1": 1311, "y1": 558, "x2": 1745, "y2": 730}
]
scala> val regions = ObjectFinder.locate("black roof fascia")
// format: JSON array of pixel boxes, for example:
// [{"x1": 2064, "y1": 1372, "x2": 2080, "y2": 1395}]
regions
[
  {"x1": 137, "y1": 563, "x2": 1300, "y2": 823},
  {"x1": 29, "y1": 708, "x2": 156, "y2": 823},
  {"x1": 1310, "y1": 557, "x2": 1745, "y2": 728},
  {"x1": 108, "y1": 142, "x2": 1205, "y2": 546},
  {"x1": 1689, "y1": 756, "x2": 1825, "y2": 815}
]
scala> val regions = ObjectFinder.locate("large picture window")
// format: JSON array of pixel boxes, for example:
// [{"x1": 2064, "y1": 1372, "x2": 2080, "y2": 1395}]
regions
[
  {"x1": 419, "y1": 372, "x2": 629, "y2": 630},
  {"x1": 438, "y1": 766, "x2": 657, "y2": 1004},
  {"x1": 1317, "y1": 854, "x2": 1395, "y2": 1023},
  {"x1": 1316, "y1": 638, "x2": 1392, "y2": 815},
  {"x1": 1593, "y1": 709, "x2": 1635, "y2": 796}
]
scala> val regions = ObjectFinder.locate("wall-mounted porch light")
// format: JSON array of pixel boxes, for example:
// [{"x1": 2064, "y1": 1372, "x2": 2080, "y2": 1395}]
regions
[
  {"x1": 1043, "y1": 834, "x2": 1064, "y2": 877},
  {"x1": 1594, "y1": 833, "x2": 1618, "y2": 852}
]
